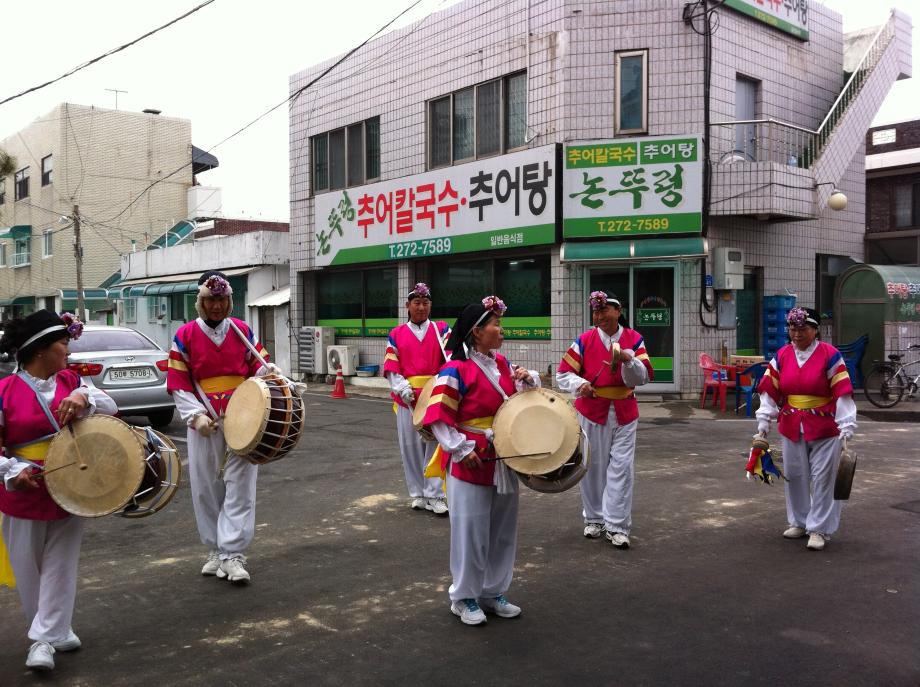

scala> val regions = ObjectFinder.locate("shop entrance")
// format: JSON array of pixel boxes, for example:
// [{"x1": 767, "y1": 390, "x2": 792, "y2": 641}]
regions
[{"x1": 588, "y1": 264, "x2": 677, "y2": 387}]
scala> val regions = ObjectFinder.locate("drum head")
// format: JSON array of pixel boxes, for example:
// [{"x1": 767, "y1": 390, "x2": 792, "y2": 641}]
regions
[
  {"x1": 493, "y1": 388, "x2": 581, "y2": 475},
  {"x1": 224, "y1": 378, "x2": 270, "y2": 453},
  {"x1": 412, "y1": 377, "x2": 438, "y2": 431},
  {"x1": 44, "y1": 415, "x2": 146, "y2": 518},
  {"x1": 834, "y1": 447, "x2": 857, "y2": 501}
]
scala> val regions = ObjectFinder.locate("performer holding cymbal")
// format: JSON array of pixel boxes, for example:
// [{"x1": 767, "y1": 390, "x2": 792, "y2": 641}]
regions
[
  {"x1": 556, "y1": 291, "x2": 653, "y2": 548},
  {"x1": 422, "y1": 295, "x2": 540, "y2": 626},
  {"x1": 167, "y1": 271, "x2": 278, "y2": 584},
  {"x1": 0, "y1": 310, "x2": 117, "y2": 671},
  {"x1": 383, "y1": 283, "x2": 451, "y2": 515}
]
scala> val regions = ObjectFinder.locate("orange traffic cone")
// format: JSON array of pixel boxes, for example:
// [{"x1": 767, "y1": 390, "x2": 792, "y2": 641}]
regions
[{"x1": 330, "y1": 366, "x2": 348, "y2": 399}]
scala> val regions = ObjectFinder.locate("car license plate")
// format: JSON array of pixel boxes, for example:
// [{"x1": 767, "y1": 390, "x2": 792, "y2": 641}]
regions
[{"x1": 109, "y1": 368, "x2": 153, "y2": 381}]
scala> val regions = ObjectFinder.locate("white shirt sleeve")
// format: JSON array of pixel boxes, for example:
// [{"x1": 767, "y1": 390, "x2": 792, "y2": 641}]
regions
[
  {"x1": 513, "y1": 367, "x2": 542, "y2": 392},
  {"x1": 74, "y1": 385, "x2": 118, "y2": 417},
  {"x1": 173, "y1": 389, "x2": 209, "y2": 425},
  {"x1": 754, "y1": 392, "x2": 779, "y2": 432},
  {"x1": 4, "y1": 460, "x2": 31, "y2": 489},
  {"x1": 619, "y1": 352, "x2": 649, "y2": 387},
  {"x1": 556, "y1": 370, "x2": 588, "y2": 394},
  {"x1": 386, "y1": 371, "x2": 410, "y2": 395},
  {"x1": 835, "y1": 394, "x2": 857, "y2": 433},
  {"x1": 431, "y1": 421, "x2": 476, "y2": 463}
]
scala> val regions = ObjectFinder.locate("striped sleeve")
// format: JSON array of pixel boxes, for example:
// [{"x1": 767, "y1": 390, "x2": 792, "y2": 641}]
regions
[
  {"x1": 826, "y1": 348, "x2": 853, "y2": 398},
  {"x1": 383, "y1": 329, "x2": 401, "y2": 375},
  {"x1": 557, "y1": 337, "x2": 584, "y2": 375},
  {"x1": 631, "y1": 335, "x2": 654, "y2": 381},
  {"x1": 757, "y1": 356, "x2": 781, "y2": 402},
  {"x1": 166, "y1": 332, "x2": 194, "y2": 393},
  {"x1": 422, "y1": 364, "x2": 466, "y2": 427}
]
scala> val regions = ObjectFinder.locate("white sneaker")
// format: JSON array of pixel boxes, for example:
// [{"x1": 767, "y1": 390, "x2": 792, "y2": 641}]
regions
[
  {"x1": 26, "y1": 641, "x2": 55, "y2": 671},
  {"x1": 806, "y1": 533, "x2": 827, "y2": 551},
  {"x1": 450, "y1": 598, "x2": 487, "y2": 625},
  {"x1": 583, "y1": 523, "x2": 605, "y2": 539},
  {"x1": 410, "y1": 497, "x2": 426, "y2": 510},
  {"x1": 479, "y1": 594, "x2": 522, "y2": 618},
  {"x1": 606, "y1": 531, "x2": 631, "y2": 548},
  {"x1": 783, "y1": 526, "x2": 807, "y2": 539},
  {"x1": 201, "y1": 551, "x2": 221, "y2": 576},
  {"x1": 216, "y1": 555, "x2": 251, "y2": 583},
  {"x1": 427, "y1": 498, "x2": 449, "y2": 516},
  {"x1": 51, "y1": 630, "x2": 81, "y2": 652}
]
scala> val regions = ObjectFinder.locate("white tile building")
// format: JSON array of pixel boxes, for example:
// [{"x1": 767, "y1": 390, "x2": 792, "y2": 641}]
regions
[{"x1": 289, "y1": 0, "x2": 912, "y2": 397}]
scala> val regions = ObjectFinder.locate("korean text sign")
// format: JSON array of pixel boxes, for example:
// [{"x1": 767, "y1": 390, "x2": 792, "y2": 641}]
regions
[
  {"x1": 314, "y1": 145, "x2": 556, "y2": 267},
  {"x1": 562, "y1": 135, "x2": 703, "y2": 238},
  {"x1": 722, "y1": 0, "x2": 808, "y2": 41}
]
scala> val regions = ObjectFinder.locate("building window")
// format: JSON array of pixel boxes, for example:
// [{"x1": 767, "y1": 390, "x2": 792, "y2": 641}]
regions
[
  {"x1": 0, "y1": 243, "x2": 6, "y2": 267},
  {"x1": 13, "y1": 237, "x2": 30, "y2": 267},
  {"x1": 428, "y1": 71, "x2": 528, "y2": 170},
  {"x1": 615, "y1": 50, "x2": 648, "y2": 135},
  {"x1": 123, "y1": 298, "x2": 137, "y2": 323},
  {"x1": 893, "y1": 182, "x2": 919, "y2": 228},
  {"x1": 815, "y1": 254, "x2": 857, "y2": 318},
  {"x1": 41, "y1": 155, "x2": 53, "y2": 186},
  {"x1": 14, "y1": 167, "x2": 29, "y2": 201},
  {"x1": 311, "y1": 116, "x2": 380, "y2": 194},
  {"x1": 0, "y1": 179, "x2": 5, "y2": 204},
  {"x1": 316, "y1": 266, "x2": 397, "y2": 336},
  {"x1": 42, "y1": 230, "x2": 53, "y2": 257},
  {"x1": 430, "y1": 254, "x2": 551, "y2": 339},
  {"x1": 147, "y1": 298, "x2": 160, "y2": 323}
]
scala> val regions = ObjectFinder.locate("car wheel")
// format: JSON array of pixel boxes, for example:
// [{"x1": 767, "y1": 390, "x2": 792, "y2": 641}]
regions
[{"x1": 148, "y1": 409, "x2": 175, "y2": 428}]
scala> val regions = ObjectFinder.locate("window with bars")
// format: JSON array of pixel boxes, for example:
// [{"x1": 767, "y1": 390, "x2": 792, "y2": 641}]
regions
[
  {"x1": 123, "y1": 298, "x2": 137, "y2": 323},
  {"x1": 312, "y1": 116, "x2": 381, "y2": 194},
  {"x1": 428, "y1": 72, "x2": 528, "y2": 170}
]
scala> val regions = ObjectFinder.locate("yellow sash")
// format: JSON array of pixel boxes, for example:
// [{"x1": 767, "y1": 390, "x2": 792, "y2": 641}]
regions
[
  {"x1": 0, "y1": 441, "x2": 50, "y2": 589},
  {"x1": 786, "y1": 395, "x2": 833, "y2": 409},
  {"x1": 199, "y1": 375, "x2": 246, "y2": 394},
  {"x1": 392, "y1": 375, "x2": 435, "y2": 414},
  {"x1": 594, "y1": 386, "x2": 634, "y2": 400},
  {"x1": 424, "y1": 416, "x2": 494, "y2": 483}
]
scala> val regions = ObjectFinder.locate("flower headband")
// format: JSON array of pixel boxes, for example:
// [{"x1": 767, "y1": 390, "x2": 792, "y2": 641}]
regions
[
  {"x1": 589, "y1": 290, "x2": 621, "y2": 311},
  {"x1": 202, "y1": 275, "x2": 232, "y2": 297},
  {"x1": 786, "y1": 307, "x2": 817, "y2": 328},
  {"x1": 481, "y1": 295, "x2": 507, "y2": 317},
  {"x1": 408, "y1": 282, "x2": 431, "y2": 300},
  {"x1": 18, "y1": 313, "x2": 83, "y2": 351}
]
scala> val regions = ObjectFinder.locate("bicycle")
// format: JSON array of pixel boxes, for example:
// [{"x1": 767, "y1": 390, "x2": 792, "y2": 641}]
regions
[{"x1": 863, "y1": 343, "x2": 920, "y2": 408}]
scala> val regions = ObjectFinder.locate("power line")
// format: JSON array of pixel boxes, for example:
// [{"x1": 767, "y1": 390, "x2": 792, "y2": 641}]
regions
[{"x1": 0, "y1": 0, "x2": 217, "y2": 108}]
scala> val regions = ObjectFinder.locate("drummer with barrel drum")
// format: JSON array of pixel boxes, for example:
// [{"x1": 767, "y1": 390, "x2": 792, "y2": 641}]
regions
[
  {"x1": 383, "y1": 282, "x2": 451, "y2": 515},
  {"x1": 421, "y1": 295, "x2": 540, "y2": 626},
  {"x1": 0, "y1": 310, "x2": 118, "y2": 671},
  {"x1": 556, "y1": 291, "x2": 653, "y2": 549},
  {"x1": 167, "y1": 270, "x2": 281, "y2": 584}
]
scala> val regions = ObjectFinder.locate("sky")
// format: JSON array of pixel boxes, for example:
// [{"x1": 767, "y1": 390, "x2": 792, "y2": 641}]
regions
[{"x1": 0, "y1": 0, "x2": 915, "y2": 224}]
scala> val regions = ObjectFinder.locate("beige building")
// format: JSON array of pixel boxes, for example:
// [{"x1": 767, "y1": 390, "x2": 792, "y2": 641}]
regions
[{"x1": 0, "y1": 104, "x2": 194, "y2": 320}]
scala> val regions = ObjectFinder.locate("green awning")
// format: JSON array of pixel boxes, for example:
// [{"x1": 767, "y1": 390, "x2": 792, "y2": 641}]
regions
[
  {"x1": 58, "y1": 288, "x2": 109, "y2": 300},
  {"x1": 0, "y1": 296, "x2": 36, "y2": 306},
  {"x1": 560, "y1": 237, "x2": 709, "y2": 262},
  {"x1": 0, "y1": 225, "x2": 32, "y2": 240},
  {"x1": 144, "y1": 281, "x2": 197, "y2": 295}
]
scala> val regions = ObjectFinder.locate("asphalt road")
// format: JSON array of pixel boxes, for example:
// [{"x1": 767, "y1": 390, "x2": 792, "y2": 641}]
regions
[{"x1": 1, "y1": 393, "x2": 918, "y2": 686}]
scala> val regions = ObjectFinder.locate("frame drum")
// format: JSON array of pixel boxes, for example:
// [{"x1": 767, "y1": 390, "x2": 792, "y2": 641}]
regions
[
  {"x1": 44, "y1": 415, "x2": 148, "y2": 518},
  {"x1": 492, "y1": 388, "x2": 581, "y2": 475},
  {"x1": 224, "y1": 374, "x2": 305, "y2": 464},
  {"x1": 119, "y1": 428, "x2": 182, "y2": 518},
  {"x1": 411, "y1": 377, "x2": 438, "y2": 441}
]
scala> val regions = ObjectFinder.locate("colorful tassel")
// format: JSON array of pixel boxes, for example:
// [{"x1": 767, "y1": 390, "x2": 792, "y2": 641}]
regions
[{"x1": 745, "y1": 437, "x2": 786, "y2": 485}]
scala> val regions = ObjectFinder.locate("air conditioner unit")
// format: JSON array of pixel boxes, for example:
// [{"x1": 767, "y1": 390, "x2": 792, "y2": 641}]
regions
[
  {"x1": 327, "y1": 345, "x2": 359, "y2": 376},
  {"x1": 298, "y1": 326, "x2": 334, "y2": 374}
]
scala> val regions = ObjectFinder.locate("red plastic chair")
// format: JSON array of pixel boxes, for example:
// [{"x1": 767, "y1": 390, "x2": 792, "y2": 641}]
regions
[{"x1": 699, "y1": 353, "x2": 736, "y2": 412}]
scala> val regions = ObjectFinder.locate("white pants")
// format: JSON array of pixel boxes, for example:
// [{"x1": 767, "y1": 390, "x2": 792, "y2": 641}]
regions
[
  {"x1": 781, "y1": 434, "x2": 843, "y2": 537},
  {"x1": 394, "y1": 406, "x2": 442, "y2": 499},
  {"x1": 187, "y1": 428, "x2": 258, "y2": 558},
  {"x1": 446, "y1": 473, "x2": 519, "y2": 602},
  {"x1": 2, "y1": 515, "x2": 83, "y2": 643},
  {"x1": 579, "y1": 409, "x2": 638, "y2": 535}
]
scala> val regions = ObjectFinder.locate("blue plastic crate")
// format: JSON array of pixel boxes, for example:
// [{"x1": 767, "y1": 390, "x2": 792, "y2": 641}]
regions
[{"x1": 763, "y1": 295, "x2": 796, "y2": 310}]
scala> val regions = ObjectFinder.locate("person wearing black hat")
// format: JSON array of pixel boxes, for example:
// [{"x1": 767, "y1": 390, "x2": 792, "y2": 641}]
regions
[
  {"x1": 754, "y1": 307, "x2": 857, "y2": 551},
  {"x1": 421, "y1": 296, "x2": 539, "y2": 626},
  {"x1": 383, "y1": 283, "x2": 451, "y2": 514},
  {"x1": 167, "y1": 271, "x2": 280, "y2": 584},
  {"x1": 0, "y1": 310, "x2": 117, "y2": 671}
]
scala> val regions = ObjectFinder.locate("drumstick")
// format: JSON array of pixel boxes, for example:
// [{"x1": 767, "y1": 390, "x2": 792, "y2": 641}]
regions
[
  {"x1": 34, "y1": 460, "x2": 79, "y2": 478},
  {"x1": 66, "y1": 423, "x2": 89, "y2": 471},
  {"x1": 588, "y1": 361, "x2": 612, "y2": 386}
]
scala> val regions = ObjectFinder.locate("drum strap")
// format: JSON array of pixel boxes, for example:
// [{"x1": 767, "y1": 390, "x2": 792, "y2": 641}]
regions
[
  {"x1": 470, "y1": 358, "x2": 510, "y2": 401},
  {"x1": 15, "y1": 372, "x2": 61, "y2": 433}
]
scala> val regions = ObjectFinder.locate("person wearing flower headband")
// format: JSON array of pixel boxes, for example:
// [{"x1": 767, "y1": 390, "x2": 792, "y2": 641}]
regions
[
  {"x1": 0, "y1": 309, "x2": 118, "y2": 671},
  {"x1": 421, "y1": 296, "x2": 540, "y2": 626},
  {"x1": 383, "y1": 283, "x2": 451, "y2": 515},
  {"x1": 167, "y1": 270, "x2": 280, "y2": 584},
  {"x1": 556, "y1": 291, "x2": 653, "y2": 548},
  {"x1": 754, "y1": 307, "x2": 856, "y2": 551}
]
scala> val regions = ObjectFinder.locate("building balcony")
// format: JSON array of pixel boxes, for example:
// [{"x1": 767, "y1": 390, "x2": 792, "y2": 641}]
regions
[{"x1": 12, "y1": 252, "x2": 31, "y2": 267}]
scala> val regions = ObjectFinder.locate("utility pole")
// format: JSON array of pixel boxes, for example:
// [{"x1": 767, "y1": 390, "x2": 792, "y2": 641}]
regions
[
  {"x1": 73, "y1": 205, "x2": 86, "y2": 321},
  {"x1": 105, "y1": 88, "x2": 128, "y2": 110}
]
